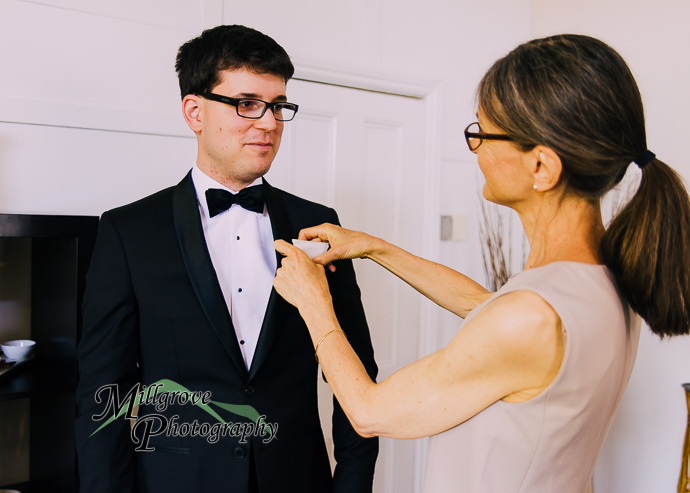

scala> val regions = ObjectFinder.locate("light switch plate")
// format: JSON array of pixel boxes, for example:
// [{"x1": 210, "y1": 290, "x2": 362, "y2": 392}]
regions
[{"x1": 440, "y1": 214, "x2": 466, "y2": 241}]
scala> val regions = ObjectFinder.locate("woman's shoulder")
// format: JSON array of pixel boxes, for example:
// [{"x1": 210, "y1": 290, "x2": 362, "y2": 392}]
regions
[
  {"x1": 470, "y1": 290, "x2": 562, "y2": 343},
  {"x1": 504, "y1": 262, "x2": 615, "y2": 302},
  {"x1": 497, "y1": 261, "x2": 630, "y2": 337},
  {"x1": 466, "y1": 262, "x2": 621, "y2": 327},
  {"x1": 510, "y1": 261, "x2": 610, "y2": 284}
]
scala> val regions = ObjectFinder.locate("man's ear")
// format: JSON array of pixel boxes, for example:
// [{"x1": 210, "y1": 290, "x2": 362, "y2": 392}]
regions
[
  {"x1": 182, "y1": 95, "x2": 202, "y2": 133},
  {"x1": 532, "y1": 146, "x2": 562, "y2": 192}
]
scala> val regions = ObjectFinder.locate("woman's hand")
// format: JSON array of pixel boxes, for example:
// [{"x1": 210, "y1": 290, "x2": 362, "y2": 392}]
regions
[
  {"x1": 274, "y1": 239, "x2": 334, "y2": 322},
  {"x1": 298, "y1": 223, "x2": 383, "y2": 272}
]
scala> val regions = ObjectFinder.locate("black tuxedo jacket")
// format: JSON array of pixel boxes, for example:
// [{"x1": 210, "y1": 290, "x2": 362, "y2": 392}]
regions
[{"x1": 75, "y1": 172, "x2": 378, "y2": 493}]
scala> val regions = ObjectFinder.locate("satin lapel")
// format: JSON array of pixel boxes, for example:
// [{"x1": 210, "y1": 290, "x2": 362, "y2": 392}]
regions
[
  {"x1": 172, "y1": 172, "x2": 248, "y2": 377},
  {"x1": 247, "y1": 179, "x2": 293, "y2": 381}
]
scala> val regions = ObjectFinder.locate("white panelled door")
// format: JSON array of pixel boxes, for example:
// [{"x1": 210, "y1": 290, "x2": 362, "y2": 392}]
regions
[{"x1": 266, "y1": 79, "x2": 428, "y2": 493}]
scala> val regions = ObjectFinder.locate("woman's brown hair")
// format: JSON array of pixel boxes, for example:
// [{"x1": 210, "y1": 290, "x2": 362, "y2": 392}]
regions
[{"x1": 478, "y1": 34, "x2": 690, "y2": 337}]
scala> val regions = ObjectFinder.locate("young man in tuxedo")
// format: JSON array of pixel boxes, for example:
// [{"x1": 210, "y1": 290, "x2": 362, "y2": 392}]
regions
[{"x1": 75, "y1": 25, "x2": 378, "y2": 493}]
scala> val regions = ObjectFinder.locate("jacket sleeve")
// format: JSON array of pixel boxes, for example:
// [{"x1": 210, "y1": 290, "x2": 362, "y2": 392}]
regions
[
  {"x1": 325, "y1": 210, "x2": 379, "y2": 493},
  {"x1": 75, "y1": 211, "x2": 140, "y2": 492}
]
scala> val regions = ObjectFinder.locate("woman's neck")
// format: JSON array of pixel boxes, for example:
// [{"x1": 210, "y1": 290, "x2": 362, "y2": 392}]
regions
[{"x1": 519, "y1": 193, "x2": 605, "y2": 270}]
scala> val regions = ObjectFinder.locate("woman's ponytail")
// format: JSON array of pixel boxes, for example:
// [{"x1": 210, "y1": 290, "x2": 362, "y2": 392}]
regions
[{"x1": 601, "y1": 158, "x2": 690, "y2": 337}]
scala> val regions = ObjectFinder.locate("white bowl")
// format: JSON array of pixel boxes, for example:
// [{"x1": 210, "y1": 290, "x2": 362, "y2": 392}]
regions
[
  {"x1": 1, "y1": 339, "x2": 36, "y2": 360},
  {"x1": 292, "y1": 239, "x2": 329, "y2": 259}
]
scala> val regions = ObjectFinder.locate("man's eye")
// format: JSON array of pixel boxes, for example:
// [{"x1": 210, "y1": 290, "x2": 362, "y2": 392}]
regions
[{"x1": 238, "y1": 100, "x2": 262, "y2": 111}]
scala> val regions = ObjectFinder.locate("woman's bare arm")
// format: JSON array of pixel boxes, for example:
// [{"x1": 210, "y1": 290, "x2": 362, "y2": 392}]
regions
[
  {"x1": 273, "y1": 240, "x2": 565, "y2": 439},
  {"x1": 300, "y1": 223, "x2": 491, "y2": 318}
]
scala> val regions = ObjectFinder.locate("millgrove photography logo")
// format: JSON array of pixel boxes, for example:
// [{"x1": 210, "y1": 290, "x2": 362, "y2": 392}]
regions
[{"x1": 90, "y1": 378, "x2": 278, "y2": 451}]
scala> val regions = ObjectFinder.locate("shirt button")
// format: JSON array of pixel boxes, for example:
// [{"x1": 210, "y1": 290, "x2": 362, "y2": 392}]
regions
[
  {"x1": 244, "y1": 385, "x2": 255, "y2": 396},
  {"x1": 234, "y1": 446, "x2": 246, "y2": 458},
  {"x1": 240, "y1": 340, "x2": 245, "y2": 345},
  {"x1": 238, "y1": 288, "x2": 243, "y2": 293},
  {"x1": 237, "y1": 236, "x2": 240, "y2": 240}
]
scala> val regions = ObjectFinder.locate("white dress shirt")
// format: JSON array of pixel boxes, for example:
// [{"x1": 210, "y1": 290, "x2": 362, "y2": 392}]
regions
[{"x1": 191, "y1": 164, "x2": 277, "y2": 368}]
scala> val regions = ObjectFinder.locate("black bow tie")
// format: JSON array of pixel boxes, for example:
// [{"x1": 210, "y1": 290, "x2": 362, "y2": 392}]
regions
[{"x1": 206, "y1": 186, "x2": 265, "y2": 217}]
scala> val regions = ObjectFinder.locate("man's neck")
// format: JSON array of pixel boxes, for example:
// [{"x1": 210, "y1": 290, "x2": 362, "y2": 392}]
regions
[{"x1": 196, "y1": 162, "x2": 261, "y2": 191}]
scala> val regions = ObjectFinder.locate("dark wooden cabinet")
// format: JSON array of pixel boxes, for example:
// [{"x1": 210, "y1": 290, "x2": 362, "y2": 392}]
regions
[{"x1": 0, "y1": 213, "x2": 98, "y2": 493}]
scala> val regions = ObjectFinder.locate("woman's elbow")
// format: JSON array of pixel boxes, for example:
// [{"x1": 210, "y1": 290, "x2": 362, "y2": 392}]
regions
[
  {"x1": 351, "y1": 415, "x2": 378, "y2": 438},
  {"x1": 343, "y1": 381, "x2": 384, "y2": 437},
  {"x1": 353, "y1": 426, "x2": 376, "y2": 438},
  {"x1": 347, "y1": 401, "x2": 382, "y2": 438}
]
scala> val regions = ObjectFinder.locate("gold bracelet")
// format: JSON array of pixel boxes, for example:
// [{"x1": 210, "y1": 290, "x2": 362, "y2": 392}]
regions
[{"x1": 314, "y1": 329, "x2": 346, "y2": 363}]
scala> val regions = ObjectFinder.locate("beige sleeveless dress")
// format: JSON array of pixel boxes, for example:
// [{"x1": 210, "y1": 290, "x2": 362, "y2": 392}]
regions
[{"x1": 423, "y1": 262, "x2": 641, "y2": 493}]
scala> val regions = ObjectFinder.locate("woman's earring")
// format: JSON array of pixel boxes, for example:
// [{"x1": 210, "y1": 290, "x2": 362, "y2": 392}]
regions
[{"x1": 533, "y1": 184, "x2": 538, "y2": 191}]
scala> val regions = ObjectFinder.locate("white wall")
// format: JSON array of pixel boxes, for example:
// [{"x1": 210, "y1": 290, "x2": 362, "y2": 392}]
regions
[
  {"x1": 0, "y1": 0, "x2": 203, "y2": 216},
  {"x1": 529, "y1": 2, "x2": 690, "y2": 492}
]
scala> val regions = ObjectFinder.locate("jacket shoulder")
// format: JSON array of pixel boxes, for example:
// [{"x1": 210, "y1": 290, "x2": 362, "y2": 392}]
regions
[{"x1": 270, "y1": 186, "x2": 336, "y2": 220}]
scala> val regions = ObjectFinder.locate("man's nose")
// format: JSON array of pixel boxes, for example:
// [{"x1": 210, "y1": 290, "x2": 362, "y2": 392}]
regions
[{"x1": 254, "y1": 108, "x2": 278, "y2": 130}]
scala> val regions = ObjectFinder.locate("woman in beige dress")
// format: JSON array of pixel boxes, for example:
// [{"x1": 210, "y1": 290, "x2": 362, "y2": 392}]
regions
[{"x1": 273, "y1": 34, "x2": 690, "y2": 492}]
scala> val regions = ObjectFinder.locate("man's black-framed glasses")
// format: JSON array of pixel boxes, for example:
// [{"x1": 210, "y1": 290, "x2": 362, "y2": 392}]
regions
[
  {"x1": 199, "y1": 92, "x2": 299, "y2": 121},
  {"x1": 464, "y1": 122, "x2": 514, "y2": 152}
]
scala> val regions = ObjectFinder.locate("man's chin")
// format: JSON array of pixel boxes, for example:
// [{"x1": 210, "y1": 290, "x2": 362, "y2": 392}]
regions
[{"x1": 241, "y1": 162, "x2": 274, "y2": 184}]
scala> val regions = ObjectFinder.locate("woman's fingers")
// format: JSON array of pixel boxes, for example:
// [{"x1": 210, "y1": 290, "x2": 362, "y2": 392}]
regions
[
  {"x1": 297, "y1": 224, "x2": 343, "y2": 271},
  {"x1": 298, "y1": 224, "x2": 334, "y2": 242},
  {"x1": 274, "y1": 239, "x2": 330, "y2": 310},
  {"x1": 312, "y1": 249, "x2": 340, "y2": 268},
  {"x1": 301, "y1": 224, "x2": 371, "y2": 259},
  {"x1": 274, "y1": 238, "x2": 302, "y2": 257}
]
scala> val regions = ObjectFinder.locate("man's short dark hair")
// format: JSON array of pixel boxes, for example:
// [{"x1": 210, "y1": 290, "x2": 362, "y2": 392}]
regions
[{"x1": 175, "y1": 24, "x2": 294, "y2": 99}]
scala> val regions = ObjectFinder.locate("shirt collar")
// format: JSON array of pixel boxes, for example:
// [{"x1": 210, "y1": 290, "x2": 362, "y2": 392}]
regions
[{"x1": 191, "y1": 164, "x2": 264, "y2": 218}]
